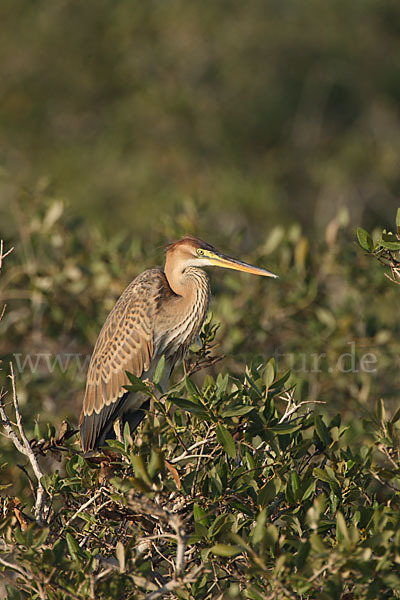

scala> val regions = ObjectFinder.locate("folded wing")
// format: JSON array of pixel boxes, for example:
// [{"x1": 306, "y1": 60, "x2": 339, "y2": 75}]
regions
[{"x1": 80, "y1": 268, "x2": 167, "y2": 451}]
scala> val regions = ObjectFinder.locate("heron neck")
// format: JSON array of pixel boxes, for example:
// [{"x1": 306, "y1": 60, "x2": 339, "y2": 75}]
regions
[{"x1": 164, "y1": 259, "x2": 204, "y2": 298}]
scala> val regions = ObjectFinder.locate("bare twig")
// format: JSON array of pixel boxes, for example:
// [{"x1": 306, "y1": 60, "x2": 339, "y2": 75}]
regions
[
  {"x1": 127, "y1": 495, "x2": 171, "y2": 523},
  {"x1": 384, "y1": 269, "x2": 400, "y2": 286},
  {"x1": 144, "y1": 565, "x2": 203, "y2": 600},
  {"x1": 278, "y1": 388, "x2": 325, "y2": 423},
  {"x1": 0, "y1": 554, "x2": 31, "y2": 581},
  {"x1": 126, "y1": 493, "x2": 189, "y2": 578},
  {"x1": 169, "y1": 438, "x2": 213, "y2": 463},
  {"x1": 377, "y1": 443, "x2": 399, "y2": 471},
  {"x1": 0, "y1": 240, "x2": 13, "y2": 326},
  {"x1": 169, "y1": 514, "x2": 187, "y2": 576},
  {"x1": 173, "y1": 453, "x2": 214, "y2": 463},
  {"x1": 61, "y1": 490, "x2": 102, "y2": 533},
  {"x1": 151, "y1": 539, "x2": 175, "y2": 569},
  {"x1": 308, "y1": 556, "x2": 335, "y2": 584},
  {"x1": 0, "y1": 550, "x2": 49, "y2": 600},
  {"x1": 17, "y1": 463, "x2": 37, "y2": 498},
  {"x1": 0, "y1": 303, "x2": 6, "y2": 323},
  {"x1": 89, "y1": 574, "x2": 95, "y2": 600},
  {"x1": 374, "y1": 247, "x2": 400, "y2": 285},
  {"x1": 36, "y1": 581, "x2": 47, "y2": 600},
  {"x1": 0, "y1": 239, "x2": 14, "y2": 272},
  {"x1": 0, "y1": 363, "x2": 47, "y2": 524},
  {"x1": 0, "y1": 572, "x2": 33, "y2": 596}
]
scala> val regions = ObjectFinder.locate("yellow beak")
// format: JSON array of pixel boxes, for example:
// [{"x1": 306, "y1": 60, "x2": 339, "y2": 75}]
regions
[{"x1": 208, "y1": 251, "x2": 278, "y2": 278}]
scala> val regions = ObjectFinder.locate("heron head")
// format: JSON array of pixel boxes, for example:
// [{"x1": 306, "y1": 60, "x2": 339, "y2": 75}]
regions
[{"x1": 165, "y1": 236, "x2": 278, "y2": 278}]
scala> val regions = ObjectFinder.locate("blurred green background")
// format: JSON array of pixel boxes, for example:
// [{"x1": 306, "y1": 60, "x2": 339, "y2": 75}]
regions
[
  {"x1": 1, "y1": 0, "x2": 400, "y2": 237},
  {"x1": 1, "y1": 0, "x2": 400, "y2": 453}
]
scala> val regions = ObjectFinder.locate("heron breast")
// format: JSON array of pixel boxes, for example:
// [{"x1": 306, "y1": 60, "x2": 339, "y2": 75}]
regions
[{"x1": 156, "y1": 279, "x2": 210, "y2": 360}]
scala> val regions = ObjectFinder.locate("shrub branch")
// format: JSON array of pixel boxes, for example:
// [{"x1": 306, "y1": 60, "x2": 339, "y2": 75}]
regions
[{"x1": 0, "y1": 362, "x2": 47, "y2": 524}]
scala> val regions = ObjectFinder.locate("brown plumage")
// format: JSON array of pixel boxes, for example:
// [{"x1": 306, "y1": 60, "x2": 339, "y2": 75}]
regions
[{"x1": 80, "y1": 236, "x2": 277, "y2": 451}]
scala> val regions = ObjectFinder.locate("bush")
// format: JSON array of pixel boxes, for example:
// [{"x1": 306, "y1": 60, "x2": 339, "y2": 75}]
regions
[
  {"x1": 1, "y1": 206, "x2": 400, "y2": 599},
  {"x1": 1, "y1": 355, "x2": 400, "y2": 599}
]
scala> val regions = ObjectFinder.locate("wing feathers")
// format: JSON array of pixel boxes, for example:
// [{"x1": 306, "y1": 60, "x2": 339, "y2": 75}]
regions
[
  {"x1": 80, "y1": 268, "x2": 167, "y2": 451},
  {"x1": 101, "y1": 379, "x2": 109, "y2": 407}
]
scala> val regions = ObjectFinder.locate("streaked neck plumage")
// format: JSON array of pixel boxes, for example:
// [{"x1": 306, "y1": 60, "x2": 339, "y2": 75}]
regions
[{"x1": 159, "y1": 257, "x2": 211, "y2": 359}]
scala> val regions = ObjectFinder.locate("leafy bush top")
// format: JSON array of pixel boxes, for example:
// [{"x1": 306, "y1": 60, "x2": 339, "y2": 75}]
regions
[{"x1": 1, "y1": 207, "x2": 400, "y2": 599}]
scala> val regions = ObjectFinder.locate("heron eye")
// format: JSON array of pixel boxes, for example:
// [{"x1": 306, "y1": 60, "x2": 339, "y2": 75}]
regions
[{"x1": 197, "y1": 249, "x2": 205, "y2": 256}]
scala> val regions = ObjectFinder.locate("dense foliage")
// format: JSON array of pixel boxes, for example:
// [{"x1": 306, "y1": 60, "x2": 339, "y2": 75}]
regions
[
  {"x1": 1, "y1": 208, "x2": 400, "y2": 599},
  {"x1": 2, "y1": 359, "x2": 400, "y2": 599}
]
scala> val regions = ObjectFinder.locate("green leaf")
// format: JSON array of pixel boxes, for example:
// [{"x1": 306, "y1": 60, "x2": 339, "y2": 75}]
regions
[
  {"x1": 34, "y1": 421, "x2": 44, "y2": 439},
  {"x1": 296, "y1": 540, "x2": 310, "y2": 569},
  {"x1": 245, "y1": 368, "x2": 262, "y2": 396},
  {"x1": 301, "y1": 479, "x2": 316, "y2": 501},
  {"x1": 313, "y1": 468, "x2": 333, "y2": 484},
  {"x1": 105, "y1": 438, "x2": 127, "y2": 453},
  {"x1": 376, "y1": 398, "x2": 386, "y2": 426},
  {"x1": 66, "y1": 533, "x2": 81, "y2": 560},
  {"x1": 210, "y1": 543, "x2": 242, "y2": 557},
  {"x1": 252, "y1": 508, "x2": 267, "y2": 545},
  {"x1": 148, "y1": 448, "x2": 164, "y2": 480},
  {"x1": 390, "y1": 406, "x2": 400, "y2": 425},
  {"x1": 185, "y1": 376, "x2": 200, "y2": 396},
  {"x1": 309, "y1": 532, "x2": 326, "y2": 552},
  {"x1": 221, "y1": 405, "x2": 254, "y2": 417},
  {"x1": 264, "y1": 358, "x2": 276, "y2": 391},
  {"x1": 124, "y1": 371, "x2": 152, "y2": 394},
  {"x1": 153, "y1": 355, "x2": 165, "y2": 385},
  {"x1": 264, "y1": 524, "x2": 278, "y2": 548},
  {"x1": 169, "y1": 397, "x2": 210, "y2": 419},
  {"x1": 111, "y1": 475, "x2": 151, "y2": 493},
  {"x1": 324, "y1": 466, "x2": 341, "y2": 498},
  {"x1": 110, "y1": 476, "x2": 133, "y2": 492},
  {"x1": 194, "y1": 503, "x2": 209, "y2": 526},
  {"x1": 271, "y1": 370, "x2": 291, "y2": 391},
  {"x1": 357, "y1": 227, "x2": 373, "y2": 252},
  {"x1": 378, "y1": 233, "x2": 400, "y2": 250},
  {"x1": 193, "y1": 523, "x2": 208, "y2": 541},
  {"x1": 131, "y1": 454, "x2": 153, "y2": 487},
  {"x1": 336, "y1": 512, "x2": 349, "y2": 543},
  {"x1": 32, "y1": 527, "x2": 49, "y2": 549},
  {"x1": 291, "y1": 471, "x2": 300, "y2": 494},
  {"x1": 269, "y1": 423, "x2": 302, "y2": 435},
  {"x1": 397, "y1": 208, "x2": 400, "y2": 233},
  {"x1": 208, "y1": 514, "x2": 232, "y2": 538},
  {"x1": 216, "y1": 423, "x2": 236, "y2": 458},
  {"x1": 257, "y1": 477, "x2": 281, "y2": 507},
  {"x1": 14, "y1": 527, "x2": 27, "y2": 546},
  {"x1": 216, "y1": 372, "x2": 229, "y2": 395},
  {"x1": 123, "y1": 421, "x2": 133, "y2": 449},
  {"x1": 314, "y1": 415, "x2": 331, "y2": 446},
  {"x1": 324, "y1": 465, "x2": 338, "y2": 482}
]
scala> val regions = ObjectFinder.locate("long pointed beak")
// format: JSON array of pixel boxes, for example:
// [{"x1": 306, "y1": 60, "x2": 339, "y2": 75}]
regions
[{"x1": 209, "y1": 252, "x2": 278, "y2": 278}]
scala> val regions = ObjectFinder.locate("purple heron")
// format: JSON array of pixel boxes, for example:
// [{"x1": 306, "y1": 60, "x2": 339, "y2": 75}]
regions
[{"x1": 80, "y1": 236, "x2": 277, "y2": 451}]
